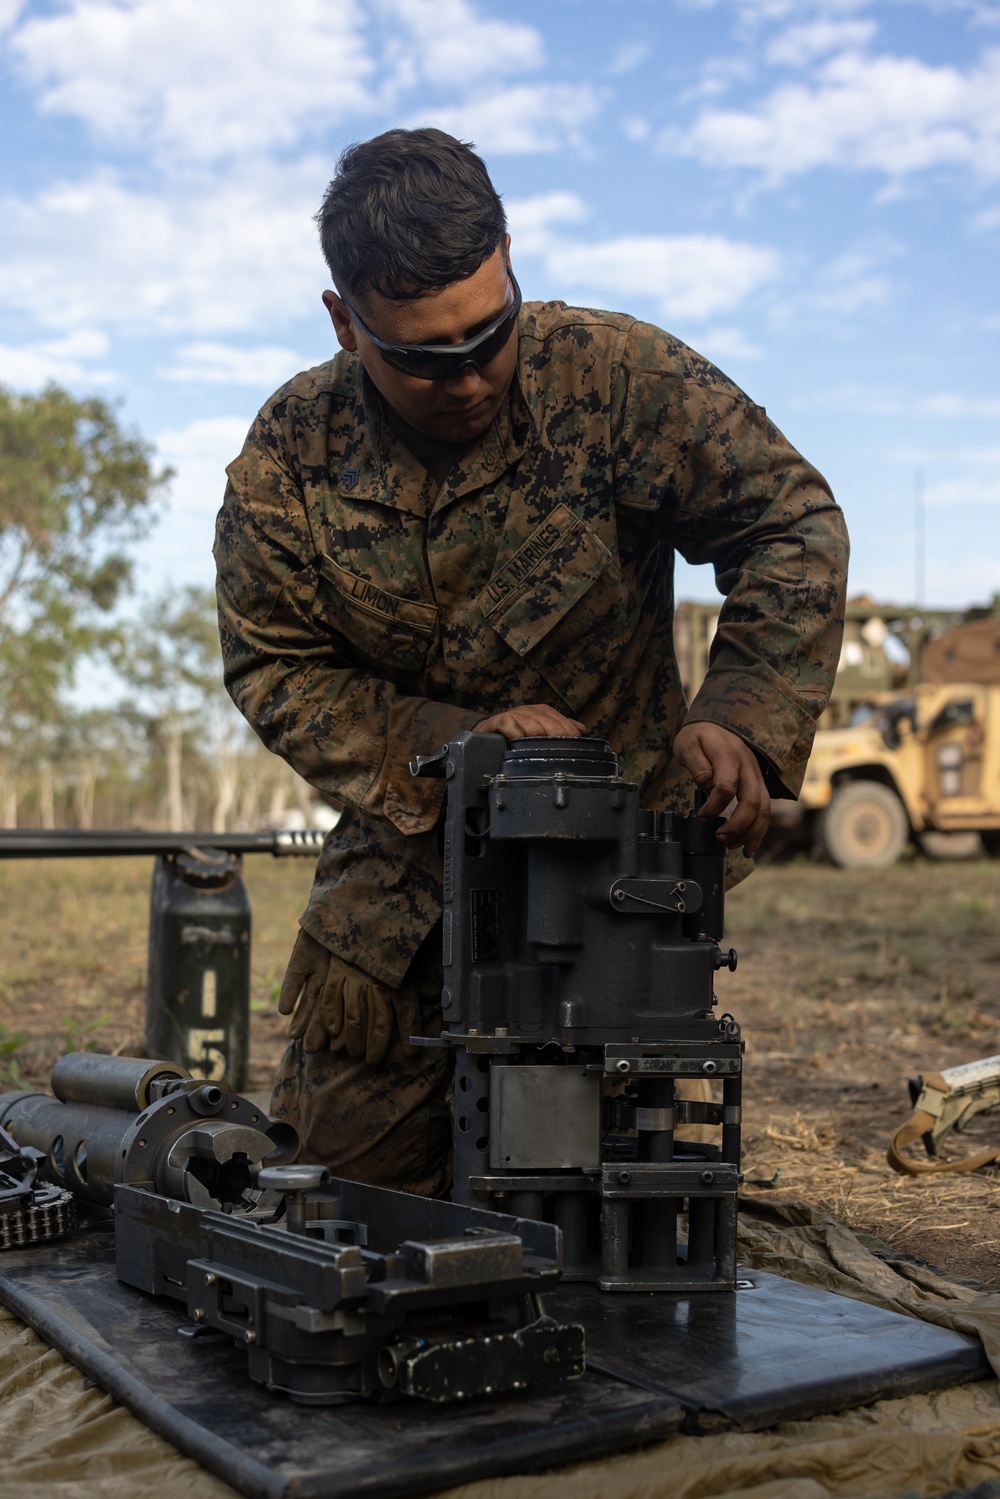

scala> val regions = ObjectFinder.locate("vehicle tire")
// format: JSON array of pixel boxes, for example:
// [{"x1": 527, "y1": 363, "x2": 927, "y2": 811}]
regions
[
  {"x1": 919, "y1": 831, "x2": 983, "y2": 861},
  {"x1": 819, "y1": 780, "x2": 910, "y2": 869},
  {"x1": 982, "y1": 830, "x2": 1000, "y2": 859}
]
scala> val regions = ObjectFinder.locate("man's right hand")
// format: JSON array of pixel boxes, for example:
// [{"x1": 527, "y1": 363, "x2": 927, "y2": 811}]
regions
[{"x1": 474, "y1": 703, "x2": 586, "y2": 740}]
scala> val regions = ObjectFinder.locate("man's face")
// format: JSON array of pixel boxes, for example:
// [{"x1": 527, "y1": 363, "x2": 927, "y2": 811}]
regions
[{"x1": 322, "y1": 240, "x2": 519, "y2": 444}]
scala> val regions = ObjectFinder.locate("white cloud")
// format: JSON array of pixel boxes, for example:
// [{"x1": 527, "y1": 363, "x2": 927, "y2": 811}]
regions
[
  {"x1": 156, "y1": 416, "x2": 251, "y2": 518},
  {"x1": 667, "y1": 46, "x2": 1000, "y2": 182},
  {"x1": 765, "y1": 19, "x2": 876, "y2": 67},
  {"x1": 610, "y1": 41, "x2": 650, "y2": 75},
  {"x1": 549, "y1": 235, "x2": 782, "y2": 321},
  {"x1": 0, "y1": 162, "x2": 325, "y2": 334},
  {"x1": 621, "y1": 116, "x2": 652, "y2": 143},
  {"x1": 12, "y1": 0, "x2": 374, "y2": 163},
  {"x1": 693, "y1": 325, "x2": 764, "y2": 361},
  {"x1": 380, "y1": 0, "x2": 541, "y2": 86},
  {"x1": 9, "y1": 0, "x2": 551, "y2": 165},
  {"x1": 417, "y1": 83, "x2": 602, "y2": 154},
  {"x1": 160, "y1": 343, "x2": 309, "y2": 388},
  {"x1": 926, "y1": 476, "x2": 1000, "y2": 505},
  {"x1": 799, "y1": 386, "x2": 1000, "y2": 418},
  {"x1": 919, "y1": 394, "x2": 1000, "y2": 418},
  {"x1": 506, "y1": 191, "x2": 589, "y2": 255},
  {"x1": 785, "y1": 247, "x2": 893, "y2": 319},
  {"x1": 507, "y1": 191, "x2": 780, "y2": 322},
  {"x1": 0, "y1": 329, "x2": 112, "y2": 389},
  {"x1": 128, "y1": 416, "x2": 252, "y2": 590}
]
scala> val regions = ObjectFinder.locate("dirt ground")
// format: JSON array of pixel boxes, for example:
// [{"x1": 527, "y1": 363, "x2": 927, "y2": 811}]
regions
[{"x1": 1, "y1": 847, "x2": 999, "y2": 1287}]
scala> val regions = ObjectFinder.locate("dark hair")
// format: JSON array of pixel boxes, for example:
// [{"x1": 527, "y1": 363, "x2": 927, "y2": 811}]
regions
[{"x1": 316, "y1": 128, "x2": 506, "y2": 302}]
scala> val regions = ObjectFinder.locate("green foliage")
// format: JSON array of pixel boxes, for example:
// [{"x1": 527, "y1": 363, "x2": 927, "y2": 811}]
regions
[
  {"x1": 59, "y1": 1011, "x2": 113, "y2": 1053},
  {"x1": 0, "y1": 383, "x2": 170, "y2": 725},
  {"x1": 0, "y1": 1021, "x2": 27, "y2": 1086},
  {"x1": 111, "y1": 583, "x2": 222, "y2": 707}
]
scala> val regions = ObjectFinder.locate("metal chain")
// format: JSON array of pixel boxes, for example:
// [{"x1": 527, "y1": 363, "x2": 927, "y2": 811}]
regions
[{"x1": 0, "y1": 1185, "x2": 76, "y2": 1251}]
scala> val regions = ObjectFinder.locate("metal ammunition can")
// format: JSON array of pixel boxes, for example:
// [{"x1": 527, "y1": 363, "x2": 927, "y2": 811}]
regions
[{"x1": 145, "y1": 849, "x2": 251, "y2": 1090}]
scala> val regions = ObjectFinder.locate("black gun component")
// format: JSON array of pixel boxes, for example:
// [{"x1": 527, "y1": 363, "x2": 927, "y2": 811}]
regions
[
  {"x1": 0, "y1": 1118, "x2": 75, "y2": 1250},
  {"x1": 0, "y1": 1055, "x2": 584, "y2": 1404},
  {"x1": 0, "y1": 829, "x2": 326, "y2": 858},
  {"x1": 414, "y1": 733, "x2": 743, "y2": 1293}
]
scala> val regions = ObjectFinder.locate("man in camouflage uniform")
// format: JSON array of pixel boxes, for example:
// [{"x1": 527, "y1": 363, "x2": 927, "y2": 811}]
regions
[{"x1": 215, "y1": 129, "x2": 848, "y2": 1196}]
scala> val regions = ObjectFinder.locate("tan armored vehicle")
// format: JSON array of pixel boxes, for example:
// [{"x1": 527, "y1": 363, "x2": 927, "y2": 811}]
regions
[{"x1": 772, "y1": 616, "x2": 1000, "y2": 868}]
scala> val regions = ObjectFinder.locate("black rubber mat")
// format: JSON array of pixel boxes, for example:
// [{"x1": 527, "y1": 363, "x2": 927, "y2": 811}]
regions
[
  {"x1": 0, "y1": 1226, "x2": 990, "y2": 1499},
  {"x1": 550, "y1": 1273, "x2": 990, "y2": 1431}
]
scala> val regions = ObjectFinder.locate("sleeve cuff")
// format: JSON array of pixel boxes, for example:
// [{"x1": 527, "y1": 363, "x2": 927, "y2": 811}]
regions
[{"x1": 683, "y1": 671, "x2": 820, "y2": 800}]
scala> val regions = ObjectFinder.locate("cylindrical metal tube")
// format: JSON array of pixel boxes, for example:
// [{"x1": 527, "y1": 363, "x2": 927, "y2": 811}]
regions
[
  {"x1": 552, "y1": 1191, "x2": 591, "y2": 1274},
  {"x1": 638, "y1": 1079, "x2": 678, "y2": 1273},
  {"x1": 681, "y1": 810, "x2": 726, "y2": 942},
  {"x1": 722, "y1": 1074, "x2": 742, "y2": 1164},
  {"x1": 52, "y1": 1054, "x2": 189, "y2": 1114},
  {"x1": 601, "y1": 1198, "x2": 629, "y2": 1280},
  {"x1": 0, "y1": 1092, "x2": 136, "y2": 1205},
  {"x1": 509, "y1": 1191, "x2": 544, "y2": 1221}
]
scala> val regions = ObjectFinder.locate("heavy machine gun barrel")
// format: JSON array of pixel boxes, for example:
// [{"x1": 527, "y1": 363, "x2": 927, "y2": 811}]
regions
[
  {"x1": 0, "y1": 828, "x2": 326, "y2": 858},
  {"x1": 0, "y1": 1054, "x2": 585, "y2": 1405}
]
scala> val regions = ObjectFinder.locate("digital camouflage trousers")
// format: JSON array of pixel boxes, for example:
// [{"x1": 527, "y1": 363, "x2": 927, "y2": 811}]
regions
[{"x1": 269, "y1": 935, "x2": 453, "y2": 1199}]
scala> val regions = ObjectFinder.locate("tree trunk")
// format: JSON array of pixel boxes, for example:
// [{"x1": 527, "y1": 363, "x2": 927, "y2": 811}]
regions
[
  {"x1": 267, "y1": 769, "x2": 289, "y2": 822},
  {"x1": 166, "y1": 714, "x2": 184, "y2": 831},
  {"x1": 212, "y1": 745, "x2": 238, "y2": 833},
  {"x1": 39, "y1": 762, "x2": 56, "y2": 829},
  {"x1": 292, "y1": 768, "x2": 313, "y2": 822},
  {"x1": 75, "y1": 758, "x2": 97, "y2": 829},
  {"x1": 0, "y1": 766, "x2": 18, "y2": 828}
]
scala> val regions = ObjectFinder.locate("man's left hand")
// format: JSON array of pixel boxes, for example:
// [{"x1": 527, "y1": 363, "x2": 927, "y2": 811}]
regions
[{"x1": 672, "y1": 722, "x2": 770, "y2": 858}]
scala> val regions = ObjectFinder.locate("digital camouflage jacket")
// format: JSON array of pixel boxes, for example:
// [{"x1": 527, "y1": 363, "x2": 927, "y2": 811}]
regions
[{"x1": 215, "y1": 302, "x2": 849, "y2": 987}]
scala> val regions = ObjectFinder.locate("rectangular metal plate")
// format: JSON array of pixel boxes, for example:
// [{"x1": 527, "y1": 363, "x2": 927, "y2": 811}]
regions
[{"x1": 490, "y1": 1066, "x2": 600, "y2": 1170}]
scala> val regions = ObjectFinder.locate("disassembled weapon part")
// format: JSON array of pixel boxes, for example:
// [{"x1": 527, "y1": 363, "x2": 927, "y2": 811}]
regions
[
  {"x1": 413, "y1": 733, "x2": 744, "y2": 1292},
  {"x1": 0, "y1": 1054, "x2": 584, "y2": 1404}
]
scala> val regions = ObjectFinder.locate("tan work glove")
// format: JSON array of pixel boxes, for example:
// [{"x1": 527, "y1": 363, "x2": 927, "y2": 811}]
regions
[{"x1": 277, "y1": 930, "x2": 419, "y2": 1065}]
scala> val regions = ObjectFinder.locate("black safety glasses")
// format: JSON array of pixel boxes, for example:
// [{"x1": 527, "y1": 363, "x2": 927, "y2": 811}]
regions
[{"x1": 343, "y1": 269, "x2": 521, "y2": 381}]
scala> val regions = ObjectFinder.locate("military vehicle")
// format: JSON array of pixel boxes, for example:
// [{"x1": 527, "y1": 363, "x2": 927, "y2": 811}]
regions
[{"x1": 773, "y1": 679, "x2": 1000, "y2": 868}]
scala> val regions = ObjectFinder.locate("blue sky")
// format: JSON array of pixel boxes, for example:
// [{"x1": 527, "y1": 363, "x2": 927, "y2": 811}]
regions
[{"x1": 1, "y1": 0, "x2": 998, "y2": 609}]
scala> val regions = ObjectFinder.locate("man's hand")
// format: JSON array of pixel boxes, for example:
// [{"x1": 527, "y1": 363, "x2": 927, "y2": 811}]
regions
[
  {"x1": 474, "y1": 703, "x2": 586, "y2": 740},
  {"x1": 278, "y1": 930, "x2": 418, "y2": 1065},
  {"x1": 672, "y1": 722, "x2": 770, "y2": 858}
]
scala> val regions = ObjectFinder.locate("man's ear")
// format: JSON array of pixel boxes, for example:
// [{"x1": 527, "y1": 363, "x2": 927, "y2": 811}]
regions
[{"x1": 322, "y1": 290, "x2": 358, "y2": 353}]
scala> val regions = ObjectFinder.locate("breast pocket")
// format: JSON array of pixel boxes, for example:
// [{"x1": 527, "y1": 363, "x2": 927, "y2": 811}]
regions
[
  {"x1": 479, "y1": 506, "x2": 640, "y2": 713},
  {"x1": 315, "y1": 554, "x2": 437, "y2": 674}
]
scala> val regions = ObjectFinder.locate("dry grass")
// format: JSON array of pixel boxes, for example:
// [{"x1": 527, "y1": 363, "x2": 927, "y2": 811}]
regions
[
  {"x1": 0, "y1": 853, "x2": 314, "y2": 1095},
  {"x1": 726, "y1": 853, "x2": 1000, "y2": 1283},
  {"x1": 1, "y1": 847, "x2": 999, "y2": 1282}
]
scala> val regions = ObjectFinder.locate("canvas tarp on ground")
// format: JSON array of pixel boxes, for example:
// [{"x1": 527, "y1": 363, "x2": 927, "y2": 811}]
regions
[{"x1": 4, "y1": 1196, "x2": 1000, "y2": 1499}]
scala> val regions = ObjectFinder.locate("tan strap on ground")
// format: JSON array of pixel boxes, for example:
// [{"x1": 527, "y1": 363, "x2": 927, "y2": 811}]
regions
[{"x1": 888, "y1": 1063, "x2": 1000, "y2": 1175}]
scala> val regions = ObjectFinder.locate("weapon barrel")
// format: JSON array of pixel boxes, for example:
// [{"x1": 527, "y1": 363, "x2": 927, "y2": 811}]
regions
[
  {"x1": 0, "y1": 829, "x2": 326, "y2": 858},
  {"x1": 52, "y1": 1054, "x2": 189, "y2": 1113}
]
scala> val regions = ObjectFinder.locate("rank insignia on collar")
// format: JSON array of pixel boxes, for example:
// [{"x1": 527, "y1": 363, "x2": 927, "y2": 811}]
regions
[{"x1": 341, "y1": 467, "x2": 360, "y2": 491}]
